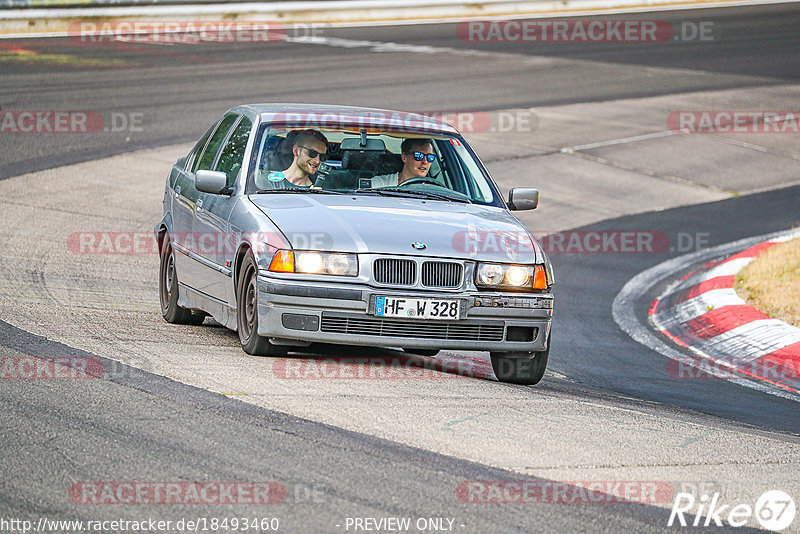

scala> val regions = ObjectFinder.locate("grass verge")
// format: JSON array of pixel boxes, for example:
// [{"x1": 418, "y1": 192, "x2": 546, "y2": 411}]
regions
[{"x1": 735, "y1": 236, "x2": 800, "y2": 327}]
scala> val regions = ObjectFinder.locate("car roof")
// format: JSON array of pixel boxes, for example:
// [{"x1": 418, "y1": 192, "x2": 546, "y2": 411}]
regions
[{"x1": 235, "y1": 103, "x2": 460, "y2": 135}]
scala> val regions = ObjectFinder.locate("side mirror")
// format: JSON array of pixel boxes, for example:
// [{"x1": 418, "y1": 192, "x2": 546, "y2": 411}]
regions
[
  {"x1": 508, "y1": 188, "x2": 539, "y2": 211},
  {"x1": 195, "y1": 170, "x2": 229, "y2": 195}
]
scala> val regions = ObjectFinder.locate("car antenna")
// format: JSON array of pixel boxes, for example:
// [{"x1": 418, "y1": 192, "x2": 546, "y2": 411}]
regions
[{"x1": 359, "y1": 128, "x2": 367, "y2": 148}]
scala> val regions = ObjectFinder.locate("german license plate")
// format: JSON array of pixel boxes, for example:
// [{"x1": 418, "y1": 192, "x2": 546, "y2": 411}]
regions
[{"x1": 375, "y1": 296, "x2": 460, "y2": 321}]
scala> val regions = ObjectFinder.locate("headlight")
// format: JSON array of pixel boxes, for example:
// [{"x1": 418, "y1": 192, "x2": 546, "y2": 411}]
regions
[
  {"x1": 326, "y1": 253, "x2": 355, "y2": 276},
  {"x1": 504, "y1": 265, "x2": 530, "y2": 286},
  {"x1": 476, "y1": 263, "x2": 504, "y2": 286},
  {"x1": 475, "y1": 263, "x2": 549, "y2": 291},
  {"x1": 269, "y1": 250, "x2": 358, "y2": 277},
  {"x1": 296, "y1": 251, "x2": 324, "y2": 273}
]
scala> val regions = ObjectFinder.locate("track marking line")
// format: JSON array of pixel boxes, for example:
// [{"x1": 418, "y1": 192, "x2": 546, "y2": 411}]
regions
[
  {"x1": 286, "y1": 34, "x2": 557, "y2": 65},
  {"x1": 560, "y1": 130, "x2": 680, "y2": 153}
]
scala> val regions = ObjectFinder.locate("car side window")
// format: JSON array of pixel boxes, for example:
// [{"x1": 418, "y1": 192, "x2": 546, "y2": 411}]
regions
[
  {"x1": 187, "y1": 125, "x2": 216, "y2": 173},
  {"x1": 215, "y1": 116, "x2": 253, "y2": 187},
  {"x1": 195, "y1": 114, "x2": 239, "y2": 172}
]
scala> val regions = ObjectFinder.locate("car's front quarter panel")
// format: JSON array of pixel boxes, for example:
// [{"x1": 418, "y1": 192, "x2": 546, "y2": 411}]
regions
[
  {"x1": 228, "y1": 196, "x2": 292, "y2": 273},
  {"x1": 156, "y1": 164, "x2": 179, "y2": 238}
]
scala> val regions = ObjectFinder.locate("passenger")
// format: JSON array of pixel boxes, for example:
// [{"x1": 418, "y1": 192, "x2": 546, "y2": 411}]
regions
[
  {"x1": 262, "y1": 129, "x2": 328, "y2": 189},
  {"x1": 371, "y1": 138, "x2": 436, "y2": 187}
]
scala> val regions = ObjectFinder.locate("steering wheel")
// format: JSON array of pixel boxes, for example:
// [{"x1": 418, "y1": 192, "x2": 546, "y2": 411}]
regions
[{"x1": 399, "y1": 177, "x2": 441, "y2": 187}]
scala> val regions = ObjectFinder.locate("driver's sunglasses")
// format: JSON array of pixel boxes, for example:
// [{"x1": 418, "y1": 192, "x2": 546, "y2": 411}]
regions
[
  {"x1": 299, "y1": 145, "x2": 329, "y2": 162},
  {"x1": 413, "y1": 152, "x2": 437, "y2": 163}
]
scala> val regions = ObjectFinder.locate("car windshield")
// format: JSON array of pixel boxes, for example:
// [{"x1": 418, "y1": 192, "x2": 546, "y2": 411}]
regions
[{"x1": 246, "y1": 126, "x2": 501, "y2": 206}]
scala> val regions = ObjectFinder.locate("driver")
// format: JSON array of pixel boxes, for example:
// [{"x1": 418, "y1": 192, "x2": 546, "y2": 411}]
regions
[{"x1": 371, "y1": 138, "x2": 436, "y2": 188}]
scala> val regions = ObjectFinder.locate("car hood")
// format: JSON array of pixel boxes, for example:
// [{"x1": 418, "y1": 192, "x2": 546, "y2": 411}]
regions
[{"x1": 249, "y1": 194, "x2": 543, "y2": 263}]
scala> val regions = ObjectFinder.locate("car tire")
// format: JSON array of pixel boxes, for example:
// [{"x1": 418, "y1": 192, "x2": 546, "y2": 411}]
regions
[
  {"x1": 402, "y1": 348, "x2": 441, "y2": 357},
  {"x1": 490, "y1": 334, "x2": 550, "y2": 385},
  {"x1": 237, "y1": 251, "x2": 288, "y2": 357},
  {"x1": 159, "y1": 236, "x2": 206, "y2": 326}
]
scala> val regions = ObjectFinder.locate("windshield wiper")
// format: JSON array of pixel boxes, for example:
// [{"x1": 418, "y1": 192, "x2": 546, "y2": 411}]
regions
[
  {"x1": 255, "y1": 188, "x2": 344, "y2": 195},
  {"x1": 356, "y1": 188, "x2": 472, "y2": 204}
]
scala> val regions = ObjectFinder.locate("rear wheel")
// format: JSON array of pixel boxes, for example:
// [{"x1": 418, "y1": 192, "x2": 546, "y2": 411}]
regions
[
  {"x1": 237, "y1": 251, "x2": 287, "y2": 357},
  {"x1": 490, "y1": 334, "x2": 550, "y2": 385},
  {"x1": 159, "y1": 236, "x2": 206, "y2": 325}
]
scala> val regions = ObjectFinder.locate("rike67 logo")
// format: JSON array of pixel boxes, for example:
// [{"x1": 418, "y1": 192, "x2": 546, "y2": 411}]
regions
[{"x1": 669, "y1": 490, "x2": 795, "y2": 530}]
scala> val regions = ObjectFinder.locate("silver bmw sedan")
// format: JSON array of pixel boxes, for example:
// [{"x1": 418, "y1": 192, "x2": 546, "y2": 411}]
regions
[{"x1": 156, "y1": 104, "x2": 554, "y2": 384}]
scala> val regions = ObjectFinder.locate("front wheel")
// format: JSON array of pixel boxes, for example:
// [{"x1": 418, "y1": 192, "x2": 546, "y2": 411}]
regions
[
  {"x1": 490, "y1": 335, "x2": 550, "y2": 385},
  {"x1": 236, "y1": 252, "x2": 287, "y2": 357}
]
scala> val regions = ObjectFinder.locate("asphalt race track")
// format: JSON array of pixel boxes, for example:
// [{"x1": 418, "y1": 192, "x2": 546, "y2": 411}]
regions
[
  {"x1": 2, "y1": 4, "x2": 799, "y2": 179},
  {"x1": 1, "y1": 4, "x2": 800, "y2": 533}
]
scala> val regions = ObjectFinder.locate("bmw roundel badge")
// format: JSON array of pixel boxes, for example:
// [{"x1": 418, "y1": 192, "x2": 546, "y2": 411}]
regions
[{"x1": 411, "y1": 242, "x2": 427, "y2": 250}]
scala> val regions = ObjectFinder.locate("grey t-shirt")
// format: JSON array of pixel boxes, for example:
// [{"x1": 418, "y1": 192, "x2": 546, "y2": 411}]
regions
[
  {"x1": 258, "y1": 171, "x2": 311, "y2": 190},
  {"x1": 370, "y1": 172, "x2": 399, "y2": 188}
]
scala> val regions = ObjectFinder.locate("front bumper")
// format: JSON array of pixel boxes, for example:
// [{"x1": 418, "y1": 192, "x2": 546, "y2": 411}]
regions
[{"x1": 256, "y1": 275, "x2": 553, "y2": 352}]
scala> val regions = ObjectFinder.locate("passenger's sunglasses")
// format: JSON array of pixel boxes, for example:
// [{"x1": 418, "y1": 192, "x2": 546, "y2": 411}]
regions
[
  {"x1": 299, "y1": 145, "x2": 329, "y2": 162},
  {"x1": 413, "y1": 152, "x2": 437, "y2": 163}
]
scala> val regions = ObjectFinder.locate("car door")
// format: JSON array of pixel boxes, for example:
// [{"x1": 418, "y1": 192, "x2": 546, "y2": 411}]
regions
[
  {"x1": 174, "y1": 113, "x2": 239, "y2": 293},
  {"x1": 192, "y1": 114, "x2": 253, "y2": 304},
  {"x1": 170, "y1": 123, "x2": 215, "y2": 246}
]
